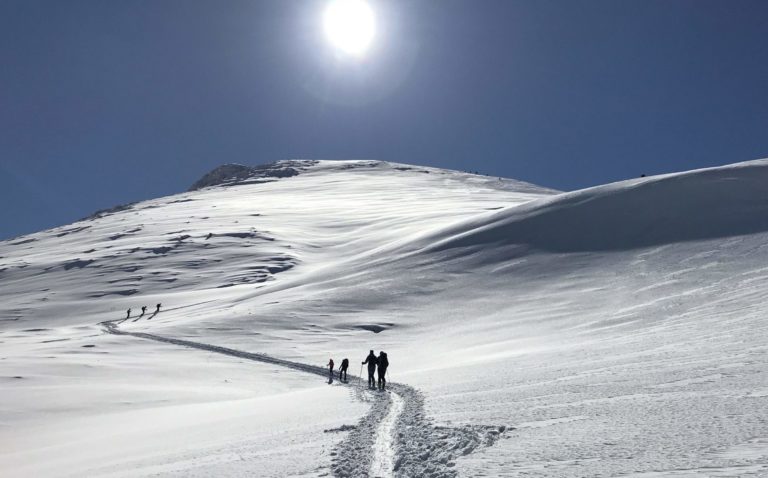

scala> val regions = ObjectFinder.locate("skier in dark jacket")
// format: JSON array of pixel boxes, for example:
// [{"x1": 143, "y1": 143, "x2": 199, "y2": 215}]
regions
[
  {"x1": 340, "y1": 358, "x2": 349, "y2": 381},
  {"x1": 362, "y1": 350, "x2": 378, "y2": 388},
  {"x1": 377, "y1": 351, "x2": 389, "y2": 390},
  {"x1": 327, "y1": 358, "x2": 334, "y2": 381}
]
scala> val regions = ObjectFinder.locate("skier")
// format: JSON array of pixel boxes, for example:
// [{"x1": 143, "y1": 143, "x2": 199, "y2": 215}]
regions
[
  {"x1": 340, "y1": 358, "x2": 349, "y2": 382},
  {"x1": 377, "y1": 351, "x2": 389, "y2": 390},
  {"x1": 126, "y1": 308, "x2": 131, "y2": 319},
  {"x1": 362, "y1": 350, "x2": 378, "y2": 389},
  {"x1": 140, "y1": 306, "x2": 147, "y2": 318},
  {"x1": 327, "y1": 358, "x2": 335, "y2": 381},
  {"x1": 155, "y1": 303, "x2": 162, "y2": 313}
]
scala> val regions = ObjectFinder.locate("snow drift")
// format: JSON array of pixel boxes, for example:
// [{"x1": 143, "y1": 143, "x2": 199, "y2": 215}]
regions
[{"x1": 425, "y1": 159, "x2": 768, "y2": 253}]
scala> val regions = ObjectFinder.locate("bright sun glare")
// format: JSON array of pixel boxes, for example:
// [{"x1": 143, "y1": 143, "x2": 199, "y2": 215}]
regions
[{"x1": 323, "y1": 0, "x2": 376, "y2": 57}]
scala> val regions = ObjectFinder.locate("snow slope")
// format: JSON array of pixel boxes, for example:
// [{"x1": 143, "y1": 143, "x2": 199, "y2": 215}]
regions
[{"x1": 2, "y1": 159, "x2": 768, "y2": 477}]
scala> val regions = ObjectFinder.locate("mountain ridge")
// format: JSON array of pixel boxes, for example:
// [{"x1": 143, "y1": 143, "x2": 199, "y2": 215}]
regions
[{"x1": 2, "y1": 157, "x2": 768, "y2": 477}]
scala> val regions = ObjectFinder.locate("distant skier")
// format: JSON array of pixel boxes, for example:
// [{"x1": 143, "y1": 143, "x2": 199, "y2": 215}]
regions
[
  {"x1": 377, "y1": 351, "x2": 389, "y2": 390},
  {"x1": 155, "y1": 303, "x2": 162, "y2": 313},
  {"x1": 126, "y1": 308, "x2": 131, "y2": 319},
  {"x1": 362, "y1": 350, "x2": 378, "y2": 389},
  {"x1": 140, "y1": 306, "x2": 147, "y2": 318},
  {"x1": 340, "y1": 358, "x2": 349, "y2": 381},
  {"x1": 328, "y1": 358, "x2": 335, "y2": 381}
]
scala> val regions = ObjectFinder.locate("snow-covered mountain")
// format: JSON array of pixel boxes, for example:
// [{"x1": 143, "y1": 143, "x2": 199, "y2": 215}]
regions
[{"x1": 2, "y1": 159, "x2": 767, "y2": 477}]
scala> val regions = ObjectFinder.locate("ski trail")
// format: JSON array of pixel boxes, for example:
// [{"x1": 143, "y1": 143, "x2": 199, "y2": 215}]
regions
[
  {"x1": 103, "y1": 321, "x2": 331, "y2": 377},
  {"x1": 102, "y1": 321, "x2": 508, "y2": 478},
  {"x1": 370, "y1": 390, "x2": 403, "y2": 478}
]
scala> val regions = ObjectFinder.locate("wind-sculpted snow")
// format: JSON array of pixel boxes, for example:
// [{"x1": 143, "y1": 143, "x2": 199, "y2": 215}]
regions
[
  {"x1": 0, "y1": 159, "x2": 550, "y2": 327},
  {"x1": 425, "y1": 158, "x2": 768, "y2": 252},
  {"x1": 102, "y1": 320, "x2": 507, "y2": 478},
  {"x1": 4, "y1": 159, "x2": 768, "y2": 477}
]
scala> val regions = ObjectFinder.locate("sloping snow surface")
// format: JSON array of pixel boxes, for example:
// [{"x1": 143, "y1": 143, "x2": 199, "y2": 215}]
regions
[{"x1": 1, "y1": 159, "x2": 767, "y2": 477}]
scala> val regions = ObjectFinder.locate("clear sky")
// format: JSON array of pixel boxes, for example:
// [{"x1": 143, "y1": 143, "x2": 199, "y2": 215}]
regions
[{"x1": 2, "y1": 0, "x2": 768, "y2": 239}]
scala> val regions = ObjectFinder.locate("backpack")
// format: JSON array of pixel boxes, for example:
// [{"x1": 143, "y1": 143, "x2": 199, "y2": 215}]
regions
[{"x1": 379, "y1": 353, "x2": 389, "y2": 368}]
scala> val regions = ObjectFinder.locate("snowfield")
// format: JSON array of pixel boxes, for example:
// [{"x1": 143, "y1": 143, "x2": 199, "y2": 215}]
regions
[{"x1": 1, "y1": 159, "x2": 767, "y2": 477}]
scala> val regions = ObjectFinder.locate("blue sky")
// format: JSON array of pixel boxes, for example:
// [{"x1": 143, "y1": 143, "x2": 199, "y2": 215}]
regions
[{"x1": 2, "y1": 0, "x2": 768, "y2": 239}]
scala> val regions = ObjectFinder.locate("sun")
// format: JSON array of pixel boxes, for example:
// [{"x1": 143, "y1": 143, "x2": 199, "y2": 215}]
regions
[{"x1": 323, "y1": 0, "x2": 376, "y2": 57}]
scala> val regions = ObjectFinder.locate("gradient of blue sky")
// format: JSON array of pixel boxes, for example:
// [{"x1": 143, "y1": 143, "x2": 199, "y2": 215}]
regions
[{"x1": 2, "y1": 0, "x2": 768, "y2": 239}]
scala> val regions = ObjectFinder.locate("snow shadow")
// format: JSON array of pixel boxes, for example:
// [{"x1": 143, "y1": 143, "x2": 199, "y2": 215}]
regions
[{"x1": 430, "y1": 161, "x2": 768, "y2": 253}]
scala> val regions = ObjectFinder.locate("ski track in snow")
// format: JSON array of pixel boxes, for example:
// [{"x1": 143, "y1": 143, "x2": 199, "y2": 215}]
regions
[
  {"x1": 102, "y1": 321, "x2": 508, "y2": 478},
  {"x1": 370, "y1": 390, "x2": 403, "y2": 478}
]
